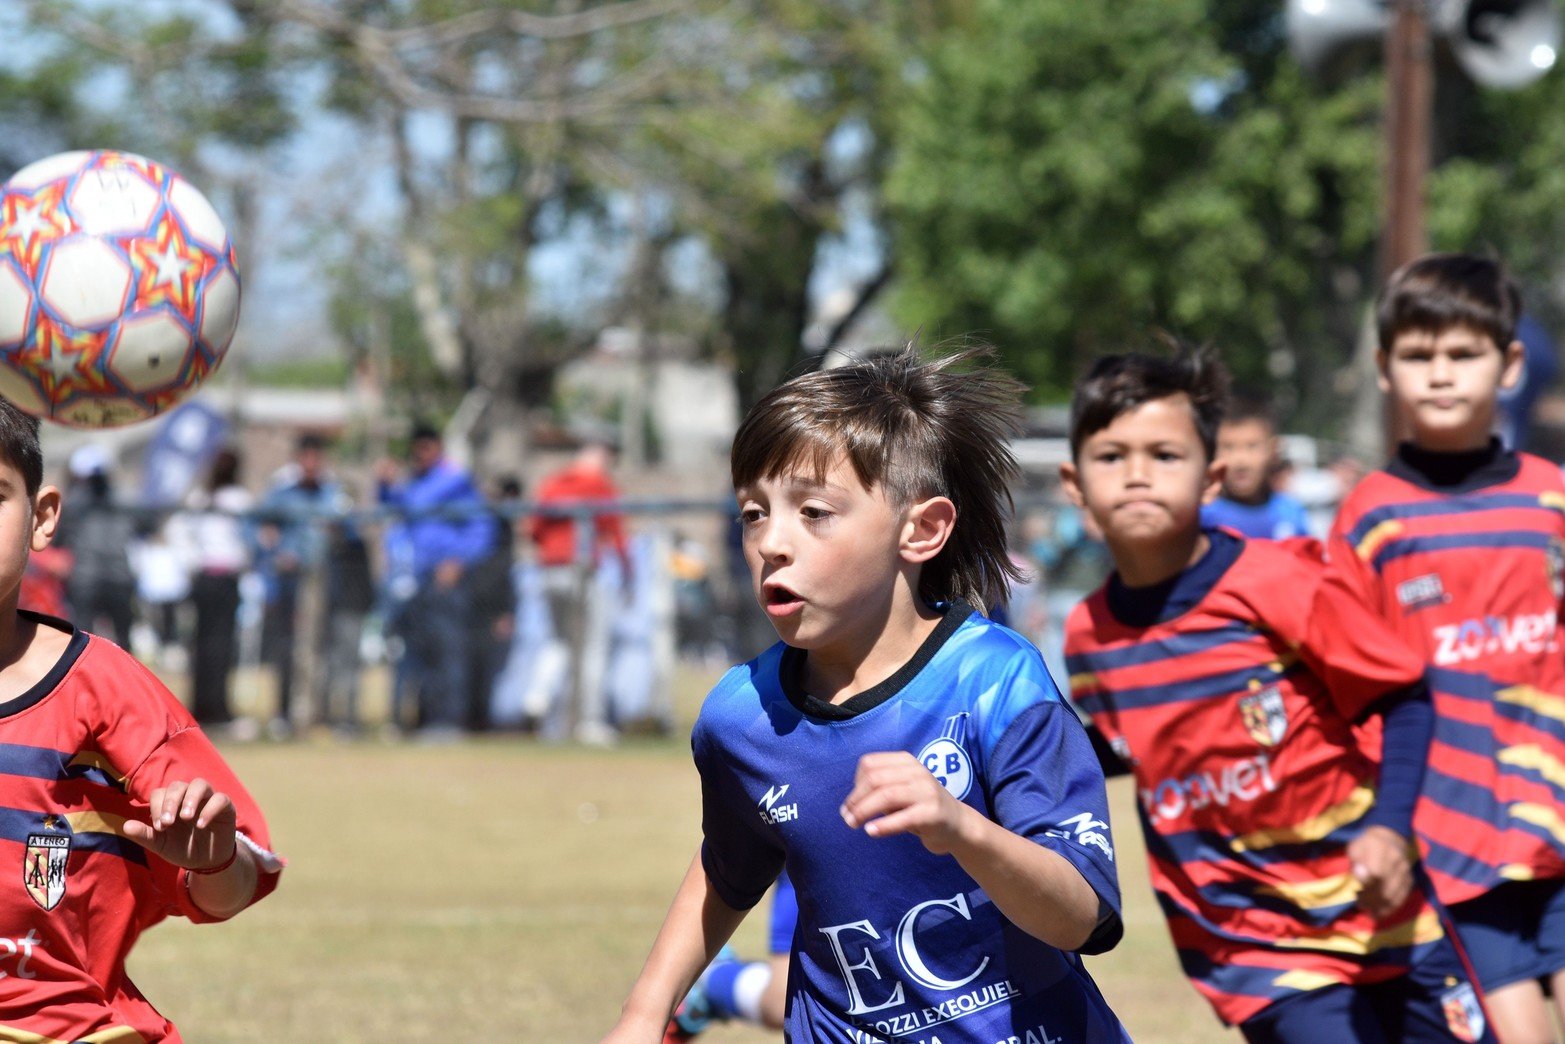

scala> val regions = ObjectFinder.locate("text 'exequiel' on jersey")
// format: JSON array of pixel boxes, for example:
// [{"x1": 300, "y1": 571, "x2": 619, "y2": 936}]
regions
[
  {"x1": 1329, "y1": 446, "x2": 1565, "y2": 904},
  {"x1": 694, "y1": 604, "x2": 1128, "y2": 1044},
  {"x1": 1065, "y1": 532, "x2": 1448, "y2": 1027}
]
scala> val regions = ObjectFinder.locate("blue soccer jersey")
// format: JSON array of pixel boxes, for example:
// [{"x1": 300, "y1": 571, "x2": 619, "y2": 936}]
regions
[{"x1": 693, "y1": 603, "x2": 1128, "y2": 1044}]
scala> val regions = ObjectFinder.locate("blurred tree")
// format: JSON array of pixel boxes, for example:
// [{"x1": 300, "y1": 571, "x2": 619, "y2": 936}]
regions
[{"x1": 885, "y1": 0, "x2": 1565, "y2": 436}]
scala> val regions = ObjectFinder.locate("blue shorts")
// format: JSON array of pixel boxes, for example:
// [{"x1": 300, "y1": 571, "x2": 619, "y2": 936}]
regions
[
  {"x1": 1449, "y1": 878, "x2": 1565, "y2": 992},
  {"x1": 768, "y1": 870, "x2": 797, "y2": 956},
  {"x1": 1240, "y1": 931, "x2": 1495, "y2": 1043}
]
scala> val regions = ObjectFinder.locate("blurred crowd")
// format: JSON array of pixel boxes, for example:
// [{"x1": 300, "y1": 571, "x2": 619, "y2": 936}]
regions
[{"x1": 20, "y1": 405, "x2": 1383, "y2": 746}]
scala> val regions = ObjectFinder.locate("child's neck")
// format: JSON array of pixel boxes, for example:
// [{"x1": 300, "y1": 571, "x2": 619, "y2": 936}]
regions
[
  {"x1": 1407, "y1": 429, "x2": 1495, "y2": 455},
  {"x1": 1111, "y1": 528, "x2": 1210, "y2": 589},
  {"x1": 801, "y1": 590, "x2": 944, "y2": 705}
]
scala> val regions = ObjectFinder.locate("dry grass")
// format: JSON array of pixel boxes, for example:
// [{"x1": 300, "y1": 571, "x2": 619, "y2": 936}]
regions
[{"x1": 127, "y1": 667, "x2": 1233, "y2": 1042}]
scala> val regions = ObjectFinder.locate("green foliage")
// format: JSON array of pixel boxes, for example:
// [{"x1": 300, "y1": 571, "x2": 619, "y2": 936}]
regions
[{"x1": 886, "y1": 0, "x2": 1388, "y2": 417}]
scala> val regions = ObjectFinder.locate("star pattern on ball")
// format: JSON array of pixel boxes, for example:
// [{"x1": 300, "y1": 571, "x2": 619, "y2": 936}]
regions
[
  {"x1": 0, "y1": 186, "x2": 70, "y2": 268},
  {"x1": 16, "y1": 325, "x2": 117, "y2": 405},
  {"x1": 127, "y1": 218, "x2": 208, "y2": 317}
]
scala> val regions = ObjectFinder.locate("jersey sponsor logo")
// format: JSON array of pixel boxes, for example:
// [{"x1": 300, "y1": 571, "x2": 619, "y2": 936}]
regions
[
  {"x1": 757, "y1": 783, "x2": 798, "y2": 825},
  {"x1": 0, "y1": 931, "x2": 40, "y2": 980},
  {"x1": 1139, "y1": 753, "x2": 1277, "y2": 825},
  {"x1": 1431, "y1": 610, "x2": 1558, "y2": 666},
  {"x1": 821, "y1": 891, "x2": 1016, "y2": 1030},
  {"x1": 1396, "y1": 573, "x2": 1448, "y2": 612},
  {"x1": 1045, "y1": 811, "x2": 1114, "y2": 862},
  {"x1": 918, "y1": 715, "x2": 973, "y2": 801},
  {"x1": 1239, "y1": 686, "x2": 1287, "y2": 748},
  {"x1": 23, "y1": 833, "x2": 68, "y2": 911},
  {"x1": 1441, "y1": 980, "x2": 1485, "y2": 1043}
]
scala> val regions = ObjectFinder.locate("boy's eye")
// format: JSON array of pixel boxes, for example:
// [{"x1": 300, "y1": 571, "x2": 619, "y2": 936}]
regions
[
  {"x1": 801, "y1": 506, "x2": 831, "y2": 521},
  {"x1": 737, "y1": 507, "x2": 765, "y2": 525}
]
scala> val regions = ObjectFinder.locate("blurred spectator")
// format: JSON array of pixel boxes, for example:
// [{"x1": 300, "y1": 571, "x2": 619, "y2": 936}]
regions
[
  {"x1": 20, "y1": 545, "x2": 71, "y2": 621},
  {"x1": 378, "y1": 423, "x2": 496, "y2": 738},
  {"x1": 1292, "y1": 451, "x2": 1369, "y2": 540},
  {"x1": 321, "y1": 512, "x2": 375, "y2": 736},
  {"x1": 54, "y1": 445, "x2": 137, "y2": 649},
  {"x1": 465, "y1": 476, "x2": 520, "y2": 732},
  {"x1": 129, "y1": 522, "x2": 190, "y2": 670},
  {"x1": 168, "y1": 448, "x2": 251, "y2": 729},
  {"x1": 529, "y1": 437, "x2": 632, "y2": 745},
  {"x1": 1202, "y1": 398, "x2": 1309, "y2": 539},
  {"x1": 252, "y1": 433, "x2": 350, "y2": 737},
  {"x1": 1497, "y1": 314, "x2": 1558, "y2": 451},
  {"x1": 670, "y1": 531, "x2": 720, "y2": 662}
]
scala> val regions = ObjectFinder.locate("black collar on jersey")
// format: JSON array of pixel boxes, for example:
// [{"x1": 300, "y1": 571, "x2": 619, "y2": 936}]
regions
[
  {"x1": 1386, "y1": 437, "x2": 1518, "y2": 494},
  {"x1": 780, "y1": 601, "x2": 972, "y2": 720},
  {"x1": 0, "y1": 611, "x2": 87, "y2": 720},
  {"x1": 1106, "y1": 528, "x2": 1245, "y2": 628}
]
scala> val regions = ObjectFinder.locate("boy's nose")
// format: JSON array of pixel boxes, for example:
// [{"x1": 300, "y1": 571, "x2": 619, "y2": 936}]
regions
[
  {"x1": 1429, "y1": 354, "x2": 1454, "y2": 384},
  {"x1": 754, "y1": 520, "x2": 790, "y2": 562}
]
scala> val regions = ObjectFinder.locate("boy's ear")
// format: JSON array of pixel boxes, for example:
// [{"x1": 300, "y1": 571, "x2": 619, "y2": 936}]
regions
[
  {"x1": 1059, "y1": 460, "x2": 1086, "y2": 509},
  {"x1": 900, "y1": 494, "x2": 956, "y2": 565},
  {"x1": 29, "y1": 486, "x2": 60, "y2": 552},
  {"x1": 1500, "y1": 339, "x2": 1525, "y2": 391},
  {"x1": 1375, "y1": 350, "x2": 1392, "y2": 394},
  {"x1": 1201, "y1": 458, "x2": 1226, "y2": 506}
]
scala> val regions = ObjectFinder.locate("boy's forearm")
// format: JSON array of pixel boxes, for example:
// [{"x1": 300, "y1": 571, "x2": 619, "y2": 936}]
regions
[
  {"x1": 944, "y1": 805, "x2": 1102, "y2": 951},
  {"x1": 614, "y1": 853, "x2": 748, "y2": 1033},
  {"x1": 186, "y1": 845, "x2": 259, "y2": 920}
]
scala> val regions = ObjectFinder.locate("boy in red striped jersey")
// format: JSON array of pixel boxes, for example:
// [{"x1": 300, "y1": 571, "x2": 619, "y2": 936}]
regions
[
  {"x1": 0, "y1": 400, "x2": 282, "y2": 1042},
  {"x1": 1061, "y1": 348, "x2": 1492, "y2": 1042},
  {"x1": 1328, "y1": 253, "x2": 1565, "y2": 1042}
]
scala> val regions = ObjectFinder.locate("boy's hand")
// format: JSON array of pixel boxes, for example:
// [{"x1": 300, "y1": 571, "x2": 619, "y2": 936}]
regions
[
  {"x1": 840, "y1": 752, "x2": 971, "y2": 855},
  {"x1": 122, "y1": 778, "x2": 237, "y2": 872},
  {"x1": 1347, "y1": 825, "x2": 1414, "y2": 917}
]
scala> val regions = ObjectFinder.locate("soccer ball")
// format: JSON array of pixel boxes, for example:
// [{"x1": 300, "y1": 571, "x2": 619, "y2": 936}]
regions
[{"x1": 0, "y1": 150, "x2": 241, "y2": 428}]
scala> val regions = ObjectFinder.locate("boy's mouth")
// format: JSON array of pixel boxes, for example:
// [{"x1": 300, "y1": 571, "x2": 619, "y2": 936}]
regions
[{"x1": 763, "y1": 583, "x2": 804, "y2": 618}]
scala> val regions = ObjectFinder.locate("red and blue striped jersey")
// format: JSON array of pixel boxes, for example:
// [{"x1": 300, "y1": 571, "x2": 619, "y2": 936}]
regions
[
  {"x1": 1065, "y1": 531, "x2": 1448, "y2": 1026},
  {"x1": 0, "y1": 614, "x2": 282, "y2": 1043},
  {"x1": 1327, "y1": 445, "x2": 1565, "y2": 905}
]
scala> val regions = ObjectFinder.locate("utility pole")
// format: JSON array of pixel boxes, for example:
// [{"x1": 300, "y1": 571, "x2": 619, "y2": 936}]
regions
[{"x1": 1381, "y1": 0, "x2": 1434, "y2": 280}]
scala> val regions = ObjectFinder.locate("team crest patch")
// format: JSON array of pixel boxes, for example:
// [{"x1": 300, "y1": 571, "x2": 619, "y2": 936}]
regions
[
  {"x1": 918, "y1": 714, "x2": 973, "y2": 800},
  {"x1": 1240, "y1": 686, "x2": 1287, "y2": 747},
  {"x1": 23, "y1": 833, "x2": 69, "y2": 911},
  {"x1": 1440, "y1": 981, "x2": 1485, "y2": 1043},
  {"x1": 1547, "y1": 538, "x2": 1565, "y2": 602}
]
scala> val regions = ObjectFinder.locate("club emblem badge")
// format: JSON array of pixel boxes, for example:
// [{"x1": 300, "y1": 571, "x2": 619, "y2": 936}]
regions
[
  {"x1": 1441, "y1": 981, "x2": 1485, "y2": 1043},
  {"x1": 23, "y1": 833, "x2": 69, "y2": 911},
  {"x1": 1239, "y1": 686, "x2": 1288, "y2": 748}
]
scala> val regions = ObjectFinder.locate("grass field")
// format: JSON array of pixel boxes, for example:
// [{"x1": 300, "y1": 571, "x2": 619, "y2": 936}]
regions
[{"x1": 127, "y1": 667, "x2": 1237, "y2": 1042}]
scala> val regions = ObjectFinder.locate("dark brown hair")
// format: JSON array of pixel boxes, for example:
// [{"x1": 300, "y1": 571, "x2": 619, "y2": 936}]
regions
[
  {"x1": 731, "y1": 346, "x2": 1026, "y2": 610},
  {"x1": 1377, "y1": 253, "x2": 1521, "y2": 352},
  {"x1": 1069, "y1": 345, "x2": 1230, "y2": 461},
  {"x1": 0, "y1": 399, "x2": 42, "y2": 498}
]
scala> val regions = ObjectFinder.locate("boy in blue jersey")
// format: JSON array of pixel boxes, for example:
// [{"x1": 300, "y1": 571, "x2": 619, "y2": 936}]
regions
[
  {"x1": 606, "y1": 348, "x2": 1129, "y2": 1044},
  {"x1": 1201, "y1": 397, "x2": 1310, "y2": 540}
]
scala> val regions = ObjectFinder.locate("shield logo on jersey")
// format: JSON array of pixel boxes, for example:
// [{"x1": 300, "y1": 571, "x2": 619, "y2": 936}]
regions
[
  {"x1": 918, "y1": 714, "x2": 973, "y2": 800},
  {"x1": 1240, "y1": 687, "x2": 1287, "y2": 747},
  {"x1": 23, "y1": 833, "x2": 69, "y2": 911},
  {"x1": 1547, "y1": 538, "x2": 1565, "y2": 602},
  {"x1": 1441, "y1": 981, "x2": 1485, "y2": 1043}
]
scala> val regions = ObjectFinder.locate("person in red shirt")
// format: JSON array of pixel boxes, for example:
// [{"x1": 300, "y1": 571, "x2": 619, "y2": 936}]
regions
[
  {"x1": 0, "y1": 399, "x2": 282, "y2": 1042},
  {"x1": 529, "y1": 437, "x2": 633, "y2": 743}
]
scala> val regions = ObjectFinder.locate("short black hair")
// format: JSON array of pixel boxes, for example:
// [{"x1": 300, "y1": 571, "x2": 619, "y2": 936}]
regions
[
  {"x1": 0, "y1": 399, "x2": 43, "y2": 498},
  {"x1": 1377, "y1": 253, "x2": 1521, "y2": 352},
  {"x1": 409, "y1": 420, "x2": 441, "y2": 443},
  {"x1": 296, "y1": 431, "x2": 327, "y2": 452},
  {"x1": 1222, "y1": 393, "x2": 1275, "y2": 430},
  {"x1": 1069, "y1": 345, "x2": 1229, "y2": 461}
]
